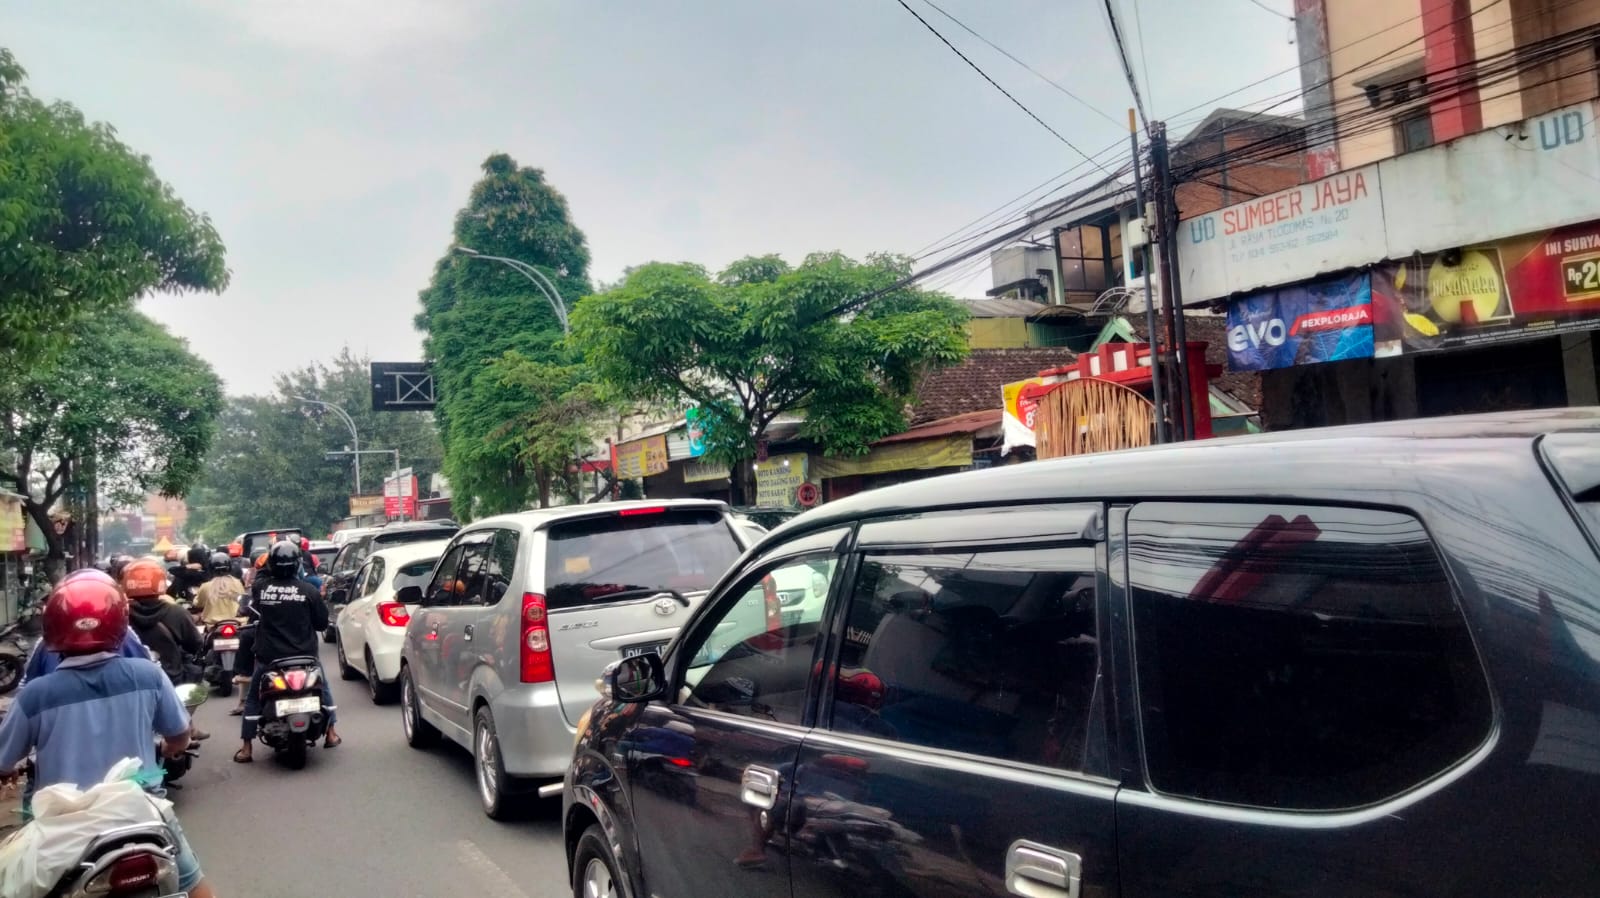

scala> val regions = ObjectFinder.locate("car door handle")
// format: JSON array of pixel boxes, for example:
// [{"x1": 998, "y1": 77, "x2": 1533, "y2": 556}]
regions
[
  {"x1": 463, "y1": 624, "x2": 474, "y2": 642},
  {"x1": 740, "y1": 766, "x2": 781, "y2": 810},
  {"x1": 1005, "y1": 840, "x2": 1081, "y2": 898}
]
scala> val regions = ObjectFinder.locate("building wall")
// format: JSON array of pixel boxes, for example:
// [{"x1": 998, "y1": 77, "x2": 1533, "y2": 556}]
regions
[
  {"x1": 1325, "y1": 0, "x2": 1426, "y2": 168},
  {"x1": 965, "y1": 318, "x2": 1032, "y2": 349},
  {"x1": 1173, "y1": 127, "x2": 1307, "y2": 219}
]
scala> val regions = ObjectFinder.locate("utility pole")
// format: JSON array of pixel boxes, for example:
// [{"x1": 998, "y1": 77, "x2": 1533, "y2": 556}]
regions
[
  {"x1": 1149, "y1": 122, "x2": 1197, "y2": 440},
  {"x1": 1129, "y1": 109, "x2": 1168, "y2": 444}
]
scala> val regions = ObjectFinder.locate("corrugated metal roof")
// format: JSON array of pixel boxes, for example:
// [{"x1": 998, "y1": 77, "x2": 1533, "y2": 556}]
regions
[
  {"x1": 957, "y1": 298, "x2": 1051, "y2": 319},
  {"x1": 875, "y1": 410, "x2": 1002, "y2": 446}
]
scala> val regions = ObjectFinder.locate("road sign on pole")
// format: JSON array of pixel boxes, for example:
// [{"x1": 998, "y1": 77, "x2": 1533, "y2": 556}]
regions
[{"x1": 371, "y1": 362, "x2": 436, "y2": 411}]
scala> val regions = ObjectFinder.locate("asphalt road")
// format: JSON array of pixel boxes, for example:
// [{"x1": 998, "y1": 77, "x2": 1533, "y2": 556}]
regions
[{"x1": 169, "y1": 643, "x2": 574, "y2": 898}]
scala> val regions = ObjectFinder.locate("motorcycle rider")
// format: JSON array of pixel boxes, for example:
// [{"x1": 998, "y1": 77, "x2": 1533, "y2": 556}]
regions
[
  {"x1": 0, "y1": 576, "x2": 218, "y2": 898},
  {"x1": 235, "y1": 539, "x2": 340, "y2": 763},
  {"x1": 167, "y1": 543, "x2": 211, "y2": 602},
  {"x1": 122, "y1": 558, "x2": 212, "y2": 743},
  {"x1": 20, "y1": 568, "x2": 154, "y2": 687},
  {"x1": 195, "y1": 551, "x2": 245, "y2": 625}
]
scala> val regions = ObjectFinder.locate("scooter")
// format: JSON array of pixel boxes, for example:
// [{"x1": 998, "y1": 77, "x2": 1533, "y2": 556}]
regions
[
  {"x1": 198, "y1": 622, "x2": 241, "y2": 699},
  {"x1": 160, "y1": 683, "x2": 209, "y2": 788},
  {"x1": 43, "y1": 817, "x2": 186, "y2": 898},
  {"x1": 0, "y1": 598, "x2": 44, "y2": 695},
  {"x1": 254, "y1": 656, "x2": 327, "y2": 770}
]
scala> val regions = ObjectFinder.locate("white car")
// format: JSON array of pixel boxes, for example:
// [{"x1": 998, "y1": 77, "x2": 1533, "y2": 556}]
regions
[{"x1": 334, "y1": 540, "x2": 448, "y2": 704}]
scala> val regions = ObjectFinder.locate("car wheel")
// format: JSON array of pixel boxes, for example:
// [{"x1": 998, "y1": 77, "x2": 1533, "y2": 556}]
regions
[
  {"x1": 335, "y1": 633, "x2": 361, "y2": 680},
  {"x1": 400, "y1": 665, "x2": 439, "y2": 749},
  {"x1": 366, "y1": 649, "x2": 398, "y2": 705},
  {"x1": 573, "y1": 824, "x2": 624, "y2": 898},
  {"x1": 474, "y1": 706, "x2": 522, "y2": 821}
]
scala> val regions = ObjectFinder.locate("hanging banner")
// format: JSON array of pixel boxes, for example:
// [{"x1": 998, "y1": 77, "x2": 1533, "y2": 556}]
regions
[
  {"x1": 754, "y1": 453, "x2": 809, "y2": 509},
  {"x1": 613, "y1": 434, "x2": 669, "y2": 480},
  {"x1": 1001, "y1": 378, "x2": 1042, "y2": 453},
  {"x1": 1373, "y1": 218, "x2": 1600, "y2": 355},
  {"x1": 1224, "y1": 272, "x2": 1374, "y2": 371},
  {"x1": 684, "y1": 407, "x2": 710, "y2": 458}
]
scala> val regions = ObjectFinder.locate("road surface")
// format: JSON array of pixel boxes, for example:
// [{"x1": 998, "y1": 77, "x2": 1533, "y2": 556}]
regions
[{"x1": 172, "y1": 644, "x2": 574, "y2": 898}]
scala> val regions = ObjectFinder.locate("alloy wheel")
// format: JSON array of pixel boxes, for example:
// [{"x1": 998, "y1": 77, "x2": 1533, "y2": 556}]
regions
[
  {"x1": 582, "y1": 858, "x2": 616, "y2": 898},
  {"x1": 401, "y1": 676, "x2": 415, "y2": 739},
  {"x1": 476, "y1": 719, "x2": 499, "y2": 810}
]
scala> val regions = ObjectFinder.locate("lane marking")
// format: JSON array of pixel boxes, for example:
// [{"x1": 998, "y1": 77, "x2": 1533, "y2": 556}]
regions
[{"x1": 456, "y1": 839, "x2": 533, "y2": 898}]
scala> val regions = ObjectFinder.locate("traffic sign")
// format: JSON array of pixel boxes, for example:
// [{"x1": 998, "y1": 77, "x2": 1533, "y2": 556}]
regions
[{"x1": 796, "y1": 482, "x2": 820, "y2": 508}]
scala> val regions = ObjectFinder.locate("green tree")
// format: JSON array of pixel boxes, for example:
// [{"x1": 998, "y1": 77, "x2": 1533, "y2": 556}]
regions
[
  {"x1": 415, "y1": 154, "x2": 596, "y2": 516},
  {"x1": 0, "y1": 48, "x2": 227, "y2": 379},
  {"x1": 571, "y1": 253, "x2": 969, "y2": 503},
  {"x1": 186, "y1": 349, "x2": 444, "y2": 541},
  {"x1": 0, "y1": 309, "x2": 225, "y2": 575}
]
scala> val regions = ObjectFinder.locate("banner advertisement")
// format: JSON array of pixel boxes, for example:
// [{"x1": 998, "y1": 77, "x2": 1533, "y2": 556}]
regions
[
  {"x1": 1224, "y1": 273, "x2": 1374, "y2": 371},
  {"x1": 1001, "y1": 378, "x2": 1042, "y2": 453},
  {"x1": 349, "y1": 495, "x2": 385, "y2": 516},
  {"x1": 1372, "y1": 219, "x2": 1600, "y2": 356},
  {"x1": 1, "y1": 494, "x2": 25, "y2": 553},
  {"x1": 613, "y1": 435, "x2": 669, "y2": 480},
  {"x1": 684, "y1": 408, "x2": 709, "y2": 458},
  {"x1": 754, "y1": 453, "x2": 809, "y2": 509}
]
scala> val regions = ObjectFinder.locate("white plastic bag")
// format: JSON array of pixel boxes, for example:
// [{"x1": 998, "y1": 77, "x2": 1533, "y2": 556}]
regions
[{"x1": 0, "y1": 758, "x2": 171, "y2": 898}]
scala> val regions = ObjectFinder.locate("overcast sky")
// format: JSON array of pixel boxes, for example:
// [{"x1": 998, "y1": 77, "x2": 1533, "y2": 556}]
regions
[{"x1": 7, "y1": 0, "x2": 1300, "y2": 394}]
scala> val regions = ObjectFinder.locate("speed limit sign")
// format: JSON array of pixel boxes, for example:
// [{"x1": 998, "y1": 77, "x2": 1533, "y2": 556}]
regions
[{"x1": 796, "y1": 482, "x2": 820, "y2": 508}]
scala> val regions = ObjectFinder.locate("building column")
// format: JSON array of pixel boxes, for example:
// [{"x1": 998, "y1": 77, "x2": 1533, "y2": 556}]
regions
[
  {"x1": 1421, "y1": 0, "x2": 1484, "y2": 141},
  {"x1": 1560, "y1": 332, "x2": 1600, "y2": 406},
  {"x1": 1294, "y1": 0, "x2": 1342, "y2": 178}
]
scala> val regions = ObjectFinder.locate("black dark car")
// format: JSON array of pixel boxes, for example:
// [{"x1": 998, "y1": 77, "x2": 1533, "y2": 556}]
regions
[
  {"x1": 320, "y1": 520, "x2": 459, "y2": 641},
  {"x1": 563, "y1": 409, "x2": 1600, "y2": 898}
]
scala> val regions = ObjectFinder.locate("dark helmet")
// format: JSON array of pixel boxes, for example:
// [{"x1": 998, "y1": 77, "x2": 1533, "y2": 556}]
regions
[
  {"x1": 209, "y1": 551, "x2": 233, "y2": 574},
  {"x1": 187, "y1": 543, "x2": 210, "y2": 566},
  {"x1": 107, "y1": 554, "x2": 135, "y2": 581},
  {"x1": 267, "y1": 540, "x2": 301, "y2": 579}
]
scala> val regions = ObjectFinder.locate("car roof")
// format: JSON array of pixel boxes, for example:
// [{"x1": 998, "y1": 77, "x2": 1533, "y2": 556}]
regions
[
  {"x1": 466, "y1": 498, "x2": 731, "y2": 532},
  {"x1": 366, "y1": 540, "x2": 450, "y2": 565},
  {"x1": 775, "y1": 408, "x2": 1600, "y2": 542}
]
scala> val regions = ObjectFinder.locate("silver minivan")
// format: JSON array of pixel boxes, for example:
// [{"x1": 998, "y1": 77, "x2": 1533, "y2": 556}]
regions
[{"x1": 395, "y1": 499, "x2": 747, "y2": 818}]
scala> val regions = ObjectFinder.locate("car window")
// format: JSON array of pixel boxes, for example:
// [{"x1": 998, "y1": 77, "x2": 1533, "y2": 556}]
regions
[
  {"x1": 827, "y1": 545, "x2": 1099, "y2": 771},
  {"x1": 450, "y1": 535, "x2": 496, "y2": 607},
  {"x1": 477, "y1": 529, "x2": 519, "y2": 607},
  {"x1": 1127, "y1": 502, "x2": 1492, "y2": 811},
  {"x1": 394, "y1": 558, "x2": 439, "y2": 598},
  {"x1": 350, "y1": 561, "x2": 372, "y2": 598},
  {"x1": 544, "y1": 508, "x2": 743, "y2": 610},
  {"x1": 360, "y1": 557, "x2": 386, "y2": 598},
  {"x1": 424, "y1": 545, "x2": 466, "y2": 607},
  {"x1": 678, "y1": 554, "x2": 839, "y2": 726}
]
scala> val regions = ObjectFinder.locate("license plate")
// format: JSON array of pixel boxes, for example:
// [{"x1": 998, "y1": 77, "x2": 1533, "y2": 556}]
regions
[
  {"x1": 213, "y1": 638, "x2": 240, "y2": 651},
  {"x1": 275, "y1": 696, "x2": 321, "y2": 716},
  {"x1": 621, "y1": 642, "x2": 665, "y2": 659}
]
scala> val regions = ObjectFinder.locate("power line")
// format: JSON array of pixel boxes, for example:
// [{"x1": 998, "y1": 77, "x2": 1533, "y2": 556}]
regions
[
  {"x1": 1100, "y1": 0, "x2": 1149, "y2": 124},
  {"x1": 915, "y1": 0, "x2": 1122, "y2": 127},
  {"x1": 891, "y1": 0, "x2": 1118, "y2": 179},
  {"x1": 1129, "y1": 0, "x2": 1156, "y2": 114},
  {"x1": 1242, "y1": 0, "x2": 1294, "y2": 21}
]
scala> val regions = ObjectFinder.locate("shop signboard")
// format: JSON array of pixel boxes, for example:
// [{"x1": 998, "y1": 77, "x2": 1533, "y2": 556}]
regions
[
  {"x1": 1001, "y1": 378, "x2": 1042, "y2": 453},
  {"x1": 684, "y1": 407, "x2": 709, "y2": 458},
  {"x1": 383, "y1": 470, "x2": 418, "y2": 518},
  {"x1": 683, "y1": 459, "x2": 729, "y2": 484},
  {"x1": 1224, "y1": 273, "x2": 1374, "y2": 371},
  {"x1": 754, "y1": 453, "x2": 808, "y2": 509},
  {"x1": 613, "y1": 435, "x2": 669, "y2": 480},
  {"x1": 349, "y1": 495, "x2": 385, "y2": 516},
  {"x1": 1, "y1": 494, "x2": 25, "y2": 553},
  {"x1": 1372, "y1": 218, "x2": 1600, "y2": 355}
]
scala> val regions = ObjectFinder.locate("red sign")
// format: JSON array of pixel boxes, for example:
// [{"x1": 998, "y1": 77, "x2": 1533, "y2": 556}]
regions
[
  {"x1": 796, "y1": 482, "x2": 820, "y2": 508},
  {"x1": 384, "y1": 475, "x2": 418, "y2": 518}
]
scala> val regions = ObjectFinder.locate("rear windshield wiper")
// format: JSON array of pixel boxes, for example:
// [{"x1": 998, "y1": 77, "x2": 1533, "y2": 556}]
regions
[{"x1": 588, "y1": 587, "x2": 690, "y2": 607}]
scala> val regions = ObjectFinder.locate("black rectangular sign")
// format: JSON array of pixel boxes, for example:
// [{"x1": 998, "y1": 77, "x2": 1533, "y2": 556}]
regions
[{"x1": 371, "y1": 362, "x2": 436, "y2": 411}]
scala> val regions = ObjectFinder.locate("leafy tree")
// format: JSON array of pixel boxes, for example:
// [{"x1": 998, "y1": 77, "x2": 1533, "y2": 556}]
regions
[
  {"x1": 186, "y1": 349, "x2": 444, "y2": 541},
  {"x1": 0, "y1": 48, "x2": 227, "y2": 379},
  {"x1": 571, "y1": 253, "x2": 969, "y2": 503},
  {"x1": 0, "y1": 309, "x2": 224, "y2": 575},
  {"x1": 415, "y1": 154, "x2": 596, "y2": 516}
]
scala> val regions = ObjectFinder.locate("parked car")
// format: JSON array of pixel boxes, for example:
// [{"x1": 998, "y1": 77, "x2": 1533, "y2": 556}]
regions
[
  {"x1": 321, "y1": 521, "x2": 460, "y2": 642},
  {"x1": 396, "y1": 499, "x2": 746, "y2": 819},
  {"x1": 564, "y1": 409, "x2": 1600, "y2": 898},
  {"x1": 334, "y1": 540, "x2": 449, "y2": 704}
]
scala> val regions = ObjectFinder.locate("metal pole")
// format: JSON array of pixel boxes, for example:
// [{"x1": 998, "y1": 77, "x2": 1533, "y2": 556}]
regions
[
  {"x1": 1129, "y1": 109, "x2": 1167, "y2": 444},
  {"x1": 294, "y1": 396, "x2": 362, "y2": 494},
  {"x1": 1151, "y1": 122, "x2": 1197, "y2": 441},
  {"x1": 454, "y1": 247, "x2": 570, "y2": 334}
]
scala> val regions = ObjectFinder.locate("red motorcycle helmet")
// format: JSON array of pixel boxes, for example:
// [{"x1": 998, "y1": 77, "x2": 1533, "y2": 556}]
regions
[
  {"x1": 61, "y1": 568, "x2": 118, "y2": 589},
  {"x1": 43, "y1": 576, "x2": 130, "y2": 655}
]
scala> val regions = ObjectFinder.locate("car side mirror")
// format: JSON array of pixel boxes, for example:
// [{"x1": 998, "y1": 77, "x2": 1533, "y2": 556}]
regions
[
  {"x1": 395, "y1": 585, "x2": 423, "y2": 606},
  {"x1": 605, "y1": 653, "x2": 666, "y2": 704}
]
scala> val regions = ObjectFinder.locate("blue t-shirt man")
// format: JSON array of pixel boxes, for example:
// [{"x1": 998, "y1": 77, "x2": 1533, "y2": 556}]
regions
[{"x1": 20, "y1": 628, "x2": 152, "y2": 687}]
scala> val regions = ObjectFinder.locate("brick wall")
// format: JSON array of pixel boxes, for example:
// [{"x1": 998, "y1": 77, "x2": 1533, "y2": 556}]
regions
[{"x1": 1173, "y1": 126, "x2": 1308, "y2": 219}]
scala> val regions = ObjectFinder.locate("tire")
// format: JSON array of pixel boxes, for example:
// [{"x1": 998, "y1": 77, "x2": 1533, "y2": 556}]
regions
[
  {"x1": 213, "y1": 677, "x2": 234, "y2": 699},
  {"x1": 322, "y1": 625, "x2": 337, "y2": 644},
  {"x1": 0, "y1": 656, "x2": 22, "y2": 695},
  {"x1": 278, "y1": 736, "x2": 308, "y2": 770},
  {"x1": 400, "y1": 665, "x2": 440, "y2": 749},
  {"x1": 335, "y1": 634, "x2": 361, "y2": 680},
  {"x1": 474, "y1": 706, "x2": 523, "y2": 821},
  {"x1": 366, "y1": 649, "x2": 398, "y2": 705},
  {"x1": 572, "y1": 824, "x2": 624, "y2": 898}
]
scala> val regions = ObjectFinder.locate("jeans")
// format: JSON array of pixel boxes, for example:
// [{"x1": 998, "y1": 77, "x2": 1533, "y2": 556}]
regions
[
  {"x1": 165, "y1": 808, "x2": 204, "y2": 892},
  {"x1": 240, "y1": 660, "x2": 337, "y2": 740}
]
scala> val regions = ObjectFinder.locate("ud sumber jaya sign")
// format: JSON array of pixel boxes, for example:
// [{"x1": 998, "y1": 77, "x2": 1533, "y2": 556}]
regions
[{"x1": 1183, "y1": 100, "x2": 1600, "y2": 303}]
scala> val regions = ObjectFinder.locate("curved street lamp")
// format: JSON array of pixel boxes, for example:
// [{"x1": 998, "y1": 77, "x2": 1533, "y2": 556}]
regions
[
  {"x1": 453, "y1": 245, "x2": 570, "y2": 334},
  {"x1": 293, "y1": 395, "x2": 362, "y2": 493}
]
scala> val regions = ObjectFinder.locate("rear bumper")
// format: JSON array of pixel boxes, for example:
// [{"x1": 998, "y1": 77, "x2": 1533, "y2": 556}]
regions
[
  {"x1": 368, "y1": 627, "x2": 406, "y2": 682},
  {"x1": 488, "y1": 683, "x2": 577, "y2": 779}
]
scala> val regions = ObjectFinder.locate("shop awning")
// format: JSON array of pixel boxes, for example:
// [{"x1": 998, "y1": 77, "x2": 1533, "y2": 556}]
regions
[{"x1": 812, "y1": 413, "x2": 1000, "y2": 480}]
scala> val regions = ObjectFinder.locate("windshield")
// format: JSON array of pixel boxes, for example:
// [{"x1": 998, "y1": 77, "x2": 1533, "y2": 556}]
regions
[
  {"x1": 544, "y1": 509, "x2": 742, "y2": 610},
  {"x1": 242, "y1": 530, "x2": 303, "y2": 558},
  {"x1": 373, "y1": 527, "x2": 459, "y2": 547}
]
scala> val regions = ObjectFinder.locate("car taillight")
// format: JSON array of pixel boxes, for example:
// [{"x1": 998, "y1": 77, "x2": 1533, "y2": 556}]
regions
[
  {"x1": 219, "y1": 623, "x2": 237, "y2": 638},
  {"x1": 521, "y1": 593, "x2": 554, "y2": 683},
  {"x1": 108, "y1": 853, "x2": 160, "y2": 891},
  {"x1": 761, "y1": 576, "x2": 781, "y2": 632},
  {"x1": 378, "y1": 601, "x2": 410, "y2": 627},
  {"x1": 618, "y1": 506, "x2": 666, "y2": 516}
]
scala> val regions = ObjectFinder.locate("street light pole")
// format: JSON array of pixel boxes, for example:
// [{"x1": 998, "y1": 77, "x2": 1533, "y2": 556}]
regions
[
  {"x1": 293, "y1": 396, "x2": 362, "y2": 494},
  {"x1": 453, "y1": 246, "x2": 570, "y2": 334}
]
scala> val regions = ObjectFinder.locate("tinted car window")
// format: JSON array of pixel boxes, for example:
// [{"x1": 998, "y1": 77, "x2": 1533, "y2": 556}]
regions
[
  {"x1": 394, "y1": 558, "x2": 438, "y2": 597},
  {"x1": 544, "y1": 509, "x2": 742, "y2": 610},
  {"x1": 360, "y1": 558, "x2": 385, "y2": 598},
  {"x1": 425, "y1": 545, "x2": 466, "y2": 607},
  {"x1": 1127, "y1": 502, "x2": 1492, "y2": 811},
  {"x1": 681, "y1": 554, "x2": 837, "y2": 725},
  {"x1": 478, "y1": 529, "x2": 519, "y2": 606},
  {"x1": 372, "y1": 525, "x2": 460, "y2": 548},
  {"x1": 829, "y1": 546, "x2": 1099, "y2": 770}
]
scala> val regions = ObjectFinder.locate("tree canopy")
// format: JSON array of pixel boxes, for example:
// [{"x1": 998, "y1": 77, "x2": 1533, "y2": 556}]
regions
[
  {"x1": 0, "y1": 308, "x2": 225, "y2": 567},
  {"x1": 571, "y1": 252, "x2": 969, "y2": 502},
  {"x1": 185, "y1": 349, "x2": 444, "y2": 542},
  {"x1": 0, "y1": 48, "x2": 228, "y2": 376},
  {"x1": 415, "y1": 153, "x2": 600, "y2": 516}
]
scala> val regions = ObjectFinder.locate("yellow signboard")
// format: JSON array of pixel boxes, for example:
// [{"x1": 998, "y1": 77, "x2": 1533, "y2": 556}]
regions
[
  {"x1": 754, "y1": 453, "x2": 809, "y2": 509},
  {"x1": 614, "y1": 435, "x2": 670, "y2": 480},
  {"x1": 349, "y1": 495, "x2": 386, "y2": 516}
]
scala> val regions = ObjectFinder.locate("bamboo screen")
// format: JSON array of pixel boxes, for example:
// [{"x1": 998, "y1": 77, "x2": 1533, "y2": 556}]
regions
[{"x1": 1034, "y1": 379, "x2": 1155, "y2": 459}]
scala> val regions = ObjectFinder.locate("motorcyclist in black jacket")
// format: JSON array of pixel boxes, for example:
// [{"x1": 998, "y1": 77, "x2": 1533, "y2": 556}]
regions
[
  {"x1": 235, "y1": 540, "x2": 339, "y2": 763},
  {"x1": 167, "y1": 543, "x2": 212, "y2": 602}
]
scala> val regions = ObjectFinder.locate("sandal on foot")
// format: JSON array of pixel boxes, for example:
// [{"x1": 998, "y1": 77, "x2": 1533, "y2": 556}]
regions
[
  {"x1": 323, "y1": 734, "x2": 342, "y2": 749},
  {"x1": 228, "y1": 707, "x2": 243, "y2": 716},
  {"x1": 232, "y1": 748, "x2": 253, "y2": 764}
]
